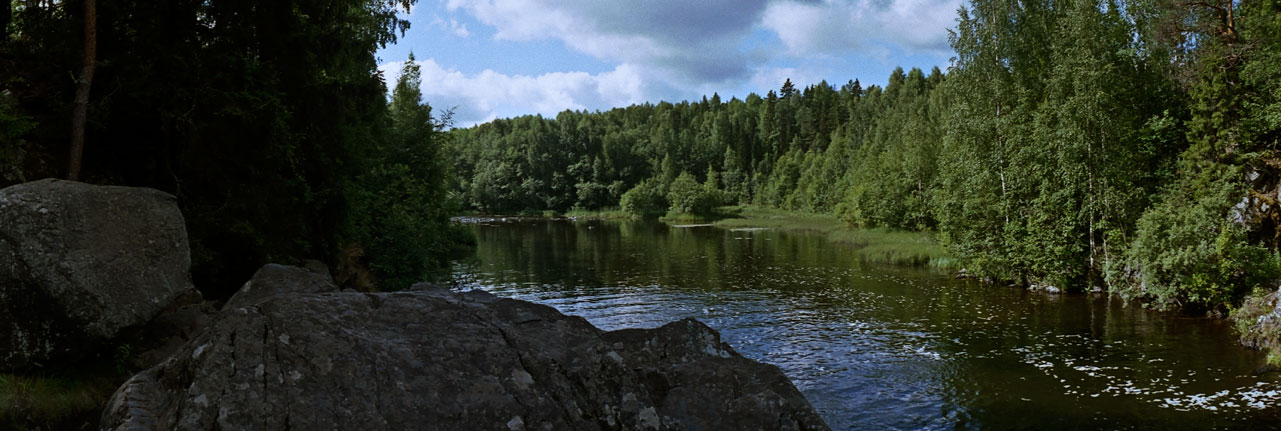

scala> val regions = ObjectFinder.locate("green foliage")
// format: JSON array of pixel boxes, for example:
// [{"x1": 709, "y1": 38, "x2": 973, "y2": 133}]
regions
[
  {"x1": 0, "y1": 0, "x2": 476, "y2": 296},
  {"x1": 1239, "y1": 0, "x2": 1281, "y2": 152},
  {"x1": 0, "y1": 91, "x2": 32, "y2": 150},
  {"x1": 564, "y1": 208, "x2": 631, "y2": 220},
  {"x1": 666, "y1": 171, "x2": 720, "y2": 215},
  {"x1": 439, "y1": 0, "x2": 1280, "y2": 309},
  {"x1": 345, "y1": 55, "x2": 468, "y2": 290},
  {"x1": 112, "y1": 344, "x2": 132, "y2": 375},
  {"x1": 839, "y1": 67, "x2": 943, "y2": 229},
  {"x1": 1101, "y1": 0, "x2": 1281, "y2": 309},
  {"x1": 715, "y1": 206, "x2": 956, "y2": 267},
  {"x1": 620, "y1": 179, "x2": 667, "y2": 217},
  {"x1": 931, "y1": 0, "x2": 1184, "y2": 288},
  {"x1": 0, "y1": 91, "x2": 34, "y2": 182},
  {"x1": 1, "y1": 368, "x2": 125, "y2": 430},
  {"x1": 1110, "y1": 166, "x2": 1281, "y2": 309}
]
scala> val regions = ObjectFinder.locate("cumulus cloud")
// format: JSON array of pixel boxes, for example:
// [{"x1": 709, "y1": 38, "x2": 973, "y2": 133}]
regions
[
  {"x1": 390, "y1": 0, "x2": 961, "y2": 126},
  {"x1": 445, "y1": 0, "x2": 770, "y2": 84},
  {"x1": 762, "y1": 0, "x2": 962, "y2": 56},
  {"x1": 430, "y1": 17, "x2": 471, "y2": 38},
  {"x1": 380, "y1": 59, "x2": 647, "y2": 127}
]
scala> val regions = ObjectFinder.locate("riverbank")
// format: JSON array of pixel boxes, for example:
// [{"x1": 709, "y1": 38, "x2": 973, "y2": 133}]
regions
[
  {"x1": 453, "y1": 208, "x2": 636, "y2": 220},
  {"x1": 460, "y1": 206, "x2": 959, "y2": 268},
  {"x1": 711, "y1": 206, "x2": 957, "y2": 268},
  {"x1": 706, "y1": 207, "x2": 1281, "y2": 367},
  {"x1": 563, "y1": 208, "x2": 633, "y2": 220}
]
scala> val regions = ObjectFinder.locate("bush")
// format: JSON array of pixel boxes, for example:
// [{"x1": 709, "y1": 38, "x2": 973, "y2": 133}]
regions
[
  {"x1": 574, "y1": 181, "x2": 611, "y2": 209},
  {"x1": 1108, "y1": 166, "x2": 1281, "y2": 309},
  {"x1": 667, "y1": 172, "x2": 718, "y2": 215},
  {"x1": 0, "y1": 91, "x2": 35, "y2": 184},
  {"x1": 620, "y1": 179, "x2": 667, "y2": 217}
]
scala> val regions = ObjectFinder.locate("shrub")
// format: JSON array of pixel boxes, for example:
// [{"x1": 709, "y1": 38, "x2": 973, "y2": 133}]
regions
[
  {"x1": 620, "y1": 179, "x2": 667, "y2": 217},
  {"x1": 667, "y1": 172, "x2": 718, "y2": 215},
  {"x1": 1108, "y1": 166, "x2": 1281, "y2": 309}
]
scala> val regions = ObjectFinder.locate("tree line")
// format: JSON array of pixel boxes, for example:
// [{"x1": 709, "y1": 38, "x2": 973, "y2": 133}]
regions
[
  {"x1": 450, "y1": 0, "x2": 1281, "y2": 311},
  {"x1": 0, "y1": 0, "x2": 465, "y2": 295}
]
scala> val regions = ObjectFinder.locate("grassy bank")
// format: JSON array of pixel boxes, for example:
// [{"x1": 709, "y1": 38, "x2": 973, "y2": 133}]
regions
[
  {"x1": 659, "y1": 207, "x2": 741, "y2": 224},
  {"x1": 563, "y1": 208, "x2": 633, "y2": 220},
  {"x1": 713, "y1": 206, "x2": 957, "y2": 268},
  {"x1": 1, "y1": 368, "x2": 126, "y2": 430}
]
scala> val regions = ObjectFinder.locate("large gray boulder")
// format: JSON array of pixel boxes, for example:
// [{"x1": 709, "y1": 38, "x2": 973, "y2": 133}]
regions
[
  {"x1": 0, "y1": 179, "x2": 193, "y2": 370},
  {"x1": 101, "y1": 265, "x2": 829, "y2": 431}
]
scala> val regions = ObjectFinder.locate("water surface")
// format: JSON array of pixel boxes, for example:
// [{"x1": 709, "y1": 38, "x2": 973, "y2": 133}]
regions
[{"x1": 451, "y1": 218, "x2": 1281, "y2": 430}]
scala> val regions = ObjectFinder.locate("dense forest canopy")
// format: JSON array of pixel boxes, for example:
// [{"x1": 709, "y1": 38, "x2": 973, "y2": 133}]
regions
[
  {"x1": 448, "y1": 0, "x2": 1281, "y2": 311},
  {"x1": 0, "y1": 0, "x2": 465, "y2": 296}
]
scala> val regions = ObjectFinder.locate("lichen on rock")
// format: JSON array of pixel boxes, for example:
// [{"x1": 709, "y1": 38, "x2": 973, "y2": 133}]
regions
[
  {"x1": 0, "y1": 179, "x2": 194, "y2": 370},
  {"x1": 100, "y1": 264, "x2": 830, "y2": 431}
]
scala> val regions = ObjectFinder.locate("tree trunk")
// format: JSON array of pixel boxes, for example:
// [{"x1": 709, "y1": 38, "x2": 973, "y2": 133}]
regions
[
  {"x1": 68, "y1": 0, "x2": 96, "y2": 181},
  {"x1": 1, "y1": 0, "x2": 12, "y2": 43}
]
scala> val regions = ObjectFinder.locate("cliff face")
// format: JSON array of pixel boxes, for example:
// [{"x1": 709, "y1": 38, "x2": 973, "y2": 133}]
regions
[{"x1": 101, "y1": 264, "x2": 830, "y2": 431}]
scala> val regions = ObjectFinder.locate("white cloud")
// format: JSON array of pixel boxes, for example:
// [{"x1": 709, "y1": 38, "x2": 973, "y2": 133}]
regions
[
  {"x1": 439, "y1": 18, "x2": 470, "y2": 38},
  {"x1": 448, "y1": 19, "x2": 473, "y2": 38},
  {"x1": 762, "y1": 0, "x2": 961, "y2": 56},
  {"x1": 382, "y1": 0, "x2": 962, "y2": 124},
  {"x1": 438, "y1": 0, "x2": 960, "y2": 96},
  {"x1": 444, "y1": 0, "x2": 769, "y2": 85},
  {"x1": 380, "y1": 59, "x2": 647, "y2": 127}
]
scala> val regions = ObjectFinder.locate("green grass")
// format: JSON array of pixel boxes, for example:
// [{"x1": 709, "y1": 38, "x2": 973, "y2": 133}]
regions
[
  {"x1": 714, "y1": 206, "x2": 842, "y2": 231},
  {"x1": 713, "y1": 206, "x2": 957, "y2": 268},
  {"x1": 1, "y1": 369, "x2": 125, "y2": 429},
  {"x1": 564, "y1": 208, "x2": 633, "y2": 220},
  {"x1": 660, "y1": 206, "x2": 743, "y2": 224}
]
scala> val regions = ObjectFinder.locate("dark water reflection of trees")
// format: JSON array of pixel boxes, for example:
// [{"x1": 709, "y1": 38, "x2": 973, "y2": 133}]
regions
[{"x1": 452, "y1": 219, "x2": 1281, "y2": 430}]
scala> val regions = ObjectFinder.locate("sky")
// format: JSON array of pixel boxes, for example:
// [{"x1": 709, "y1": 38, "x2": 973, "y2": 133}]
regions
[{"x1": 375, "y1": 0, "x2": 965, "y2": 127}]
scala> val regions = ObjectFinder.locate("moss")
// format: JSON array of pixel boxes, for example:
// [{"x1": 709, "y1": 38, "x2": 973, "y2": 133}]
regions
[{"x1": 1232, "y1": 288, "x2": 1281, "y2": 368}]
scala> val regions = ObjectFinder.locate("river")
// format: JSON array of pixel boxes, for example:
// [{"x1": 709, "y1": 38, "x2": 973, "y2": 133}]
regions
[{"x1": 450, "y1": 217, "x2": 1281, "y2": 430}]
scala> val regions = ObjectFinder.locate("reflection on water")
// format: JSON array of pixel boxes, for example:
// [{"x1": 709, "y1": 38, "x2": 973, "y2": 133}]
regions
[{"x1": 450, "y1": 218, "x2": 1281, "y2": 430}]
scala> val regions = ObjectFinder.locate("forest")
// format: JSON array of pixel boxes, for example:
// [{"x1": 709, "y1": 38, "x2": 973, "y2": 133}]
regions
[
  {"x1": 5, "y1": 0, "x2": 1281, "y2": 428},
  {"x1": 1, "y1": 0, "x2": 1279, "y2": 311},
  {"x1": 0, "y1": 0, "x2": 467, "y2": 295},
  {"x1": 449, "y1": 0, "x2": 1281, "y2": 311}
]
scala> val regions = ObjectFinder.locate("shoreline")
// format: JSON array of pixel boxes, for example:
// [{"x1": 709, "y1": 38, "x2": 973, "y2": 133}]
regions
[
  {"x1": 455, "y1": 206, "x2": 958, "y2": 269},
  {"x1": 710, "y1": 206, "x2": 957, "y2": 269}
]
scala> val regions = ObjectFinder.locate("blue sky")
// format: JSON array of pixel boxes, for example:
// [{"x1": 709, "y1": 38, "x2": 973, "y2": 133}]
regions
[{"x1": 376, "y1": 0, "x2": 964, "y2": 127}]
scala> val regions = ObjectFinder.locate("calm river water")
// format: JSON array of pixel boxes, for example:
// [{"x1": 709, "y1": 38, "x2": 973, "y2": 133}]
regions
[{"x1": 450, "y1": 218, "x2": 1281, "y2": 430}]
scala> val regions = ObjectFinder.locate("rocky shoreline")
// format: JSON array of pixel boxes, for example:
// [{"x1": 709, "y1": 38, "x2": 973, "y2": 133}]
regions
[{"x1": 2, "y1": 179, "x2": 830, "y2": 430}]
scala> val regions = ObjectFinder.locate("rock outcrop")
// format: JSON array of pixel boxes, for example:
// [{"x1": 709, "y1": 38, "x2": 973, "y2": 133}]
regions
[
  {"x1": 1237, "y1": 287, "x2": 1281, "y2": 355},
  {"x1": 0, "y1": 179, "x2": 194, "y2": 370},
  {"x1": 101, "y1": 265, "x2": 829, "y2": 431}
]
